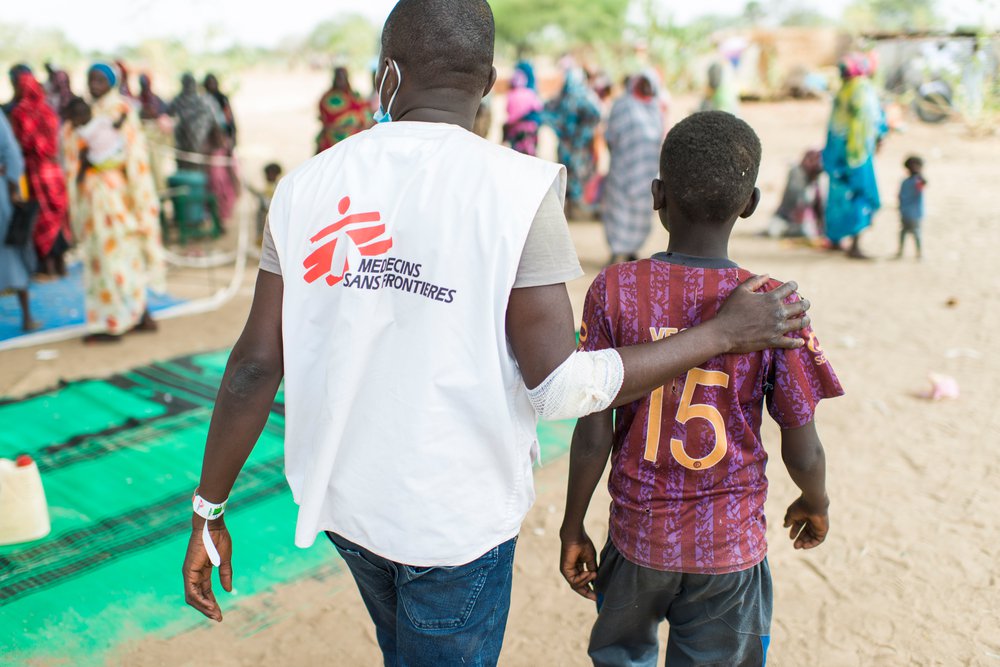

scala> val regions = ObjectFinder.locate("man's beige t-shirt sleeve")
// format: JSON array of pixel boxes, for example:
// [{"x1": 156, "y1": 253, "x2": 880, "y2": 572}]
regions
[
  {"x1": 260, "y1": 182, "x2": 583, "y2": 284},
  {"x1": 513, "y1": 181, "x2": 583, "y2": 288},
  {"x1": 259, "y1": 219, "x2": 282, "y2": 275}
]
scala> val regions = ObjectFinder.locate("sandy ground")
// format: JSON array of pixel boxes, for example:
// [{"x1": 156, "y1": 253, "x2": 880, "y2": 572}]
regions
[{"x1": 4, "y1": 68, "x2": 999, "y2": 666}]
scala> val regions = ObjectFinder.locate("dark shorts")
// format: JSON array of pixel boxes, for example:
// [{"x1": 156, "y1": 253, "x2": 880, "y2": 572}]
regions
[
  {"x1": 901, "y1": 217, "x2": 923, "y2": 232},
  {"x1": 589, "y1": 539, "x2": 772, "y2": 667}
]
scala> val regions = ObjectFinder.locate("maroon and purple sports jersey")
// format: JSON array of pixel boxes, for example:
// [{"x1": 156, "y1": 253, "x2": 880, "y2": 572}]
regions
[{"x1": 579, "y1": 257, "x2": 844, "y2": 574}]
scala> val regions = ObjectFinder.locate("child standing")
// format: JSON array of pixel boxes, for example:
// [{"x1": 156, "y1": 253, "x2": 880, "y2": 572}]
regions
[
  {"x1": 249, "y1": 162, "x2": 282, "y2": 246},
  {"x1": 65, "y1": 97, "x2": 127, "y2": 181},
  {"x1": 559, "y1": 111, "x2": 844, "y2": 667},
  {"x1": 897, "y1": 155, "x2": 926, "y2": 260}
]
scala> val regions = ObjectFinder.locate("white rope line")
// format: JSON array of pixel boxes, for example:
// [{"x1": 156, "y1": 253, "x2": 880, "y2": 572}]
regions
[
  {"x1": 150, "y1": 141, "x2": 240, "y2": 166},
  {"x1": 0, "y1": 199, "x2": 253, "y2": 352}
]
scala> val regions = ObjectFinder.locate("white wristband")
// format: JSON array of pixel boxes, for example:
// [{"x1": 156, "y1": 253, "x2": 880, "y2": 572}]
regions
[
  {"x1": 193, "y1": 492, "x2": 228, "y2": 567},
  {"x1": 192, "y1": 492, "x2": 228, "y2": 520}
]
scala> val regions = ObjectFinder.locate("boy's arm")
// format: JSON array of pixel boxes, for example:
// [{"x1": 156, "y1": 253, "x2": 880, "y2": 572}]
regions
[
  {"x1": 780, "y1": 420, "x2": 829, "y2": 550},
  {"x1": 559, "y1": 409, "x2": 614, "y2": 601}
]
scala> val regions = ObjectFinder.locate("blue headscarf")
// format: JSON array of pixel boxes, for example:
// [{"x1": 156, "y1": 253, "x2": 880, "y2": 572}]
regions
[
  {"x1": 88, "y1": 62, "x2": 118, "y2": 88},
  {"x1": 514, "y1": 60, "x2": 537, "y2": 91}
]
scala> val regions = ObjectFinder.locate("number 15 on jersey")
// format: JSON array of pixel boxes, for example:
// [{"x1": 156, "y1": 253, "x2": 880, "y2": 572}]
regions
[{"x1": 644, "y1": 327, "x2": 731, "y2": 471}]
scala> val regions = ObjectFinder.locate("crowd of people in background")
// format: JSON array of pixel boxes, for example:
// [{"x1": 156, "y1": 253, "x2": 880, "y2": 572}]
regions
[
  {"x1": 2, "y1": 41, "x2": 977, "y2": 341},
  {"x1": 1, "y1": 60, "x2": 243, "y2": 340}
]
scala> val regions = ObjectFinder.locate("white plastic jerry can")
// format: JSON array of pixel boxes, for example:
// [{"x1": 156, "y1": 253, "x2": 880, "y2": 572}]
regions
[{"x1": 0, "y1": 455, "x2": 52, "y2": 546}]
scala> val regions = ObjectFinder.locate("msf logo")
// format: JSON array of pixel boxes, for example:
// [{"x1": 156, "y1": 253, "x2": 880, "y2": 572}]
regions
[{"x1": 303, "y1": 196, "x2": 393, "y2": 286}]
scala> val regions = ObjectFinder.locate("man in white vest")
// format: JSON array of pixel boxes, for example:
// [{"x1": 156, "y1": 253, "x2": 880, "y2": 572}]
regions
[{"x1": 182, "y1": 1, "x2": 810, "y2": 663}]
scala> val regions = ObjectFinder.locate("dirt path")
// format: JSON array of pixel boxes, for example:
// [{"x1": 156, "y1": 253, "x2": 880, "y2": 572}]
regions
[{"x1": 5, "y1": 71, "x2": 998, "y2": 666}]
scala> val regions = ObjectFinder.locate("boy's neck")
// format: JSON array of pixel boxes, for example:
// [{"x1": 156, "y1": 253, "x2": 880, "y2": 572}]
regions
[{"x1": 664, "y1": 223, "x2": 734, "y2": 261}]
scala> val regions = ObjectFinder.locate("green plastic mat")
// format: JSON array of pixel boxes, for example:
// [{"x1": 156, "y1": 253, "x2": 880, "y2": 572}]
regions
[{"x1": 0, "y1": 351, "x2": 575, "y2": 665}]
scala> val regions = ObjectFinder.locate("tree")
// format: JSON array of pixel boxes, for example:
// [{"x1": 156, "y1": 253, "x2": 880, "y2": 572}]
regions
[
  {"x1": 843, "y1": 0, "x2": 941, "y2": 33},
  {"x1": 744, "y1": 1, "x2": 767, "y2": 25},
  {"x1": 492, "y1": 0, "x2": 631, "y2": 52},
  {"x1": 300, "y1": 14, "x2": 380, "y2": 67}
]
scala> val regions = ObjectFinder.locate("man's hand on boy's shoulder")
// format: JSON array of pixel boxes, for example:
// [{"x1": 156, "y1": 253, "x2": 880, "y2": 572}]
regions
[
  {"x1": 559, "y1": 527, "x2": 599, "y2": 601},
  {"x1": 714, "y1": 274, "x2": 811, "y2": 354},
  {"x1": 783, "y1": 494, "x2": 830, "y2": 550}
]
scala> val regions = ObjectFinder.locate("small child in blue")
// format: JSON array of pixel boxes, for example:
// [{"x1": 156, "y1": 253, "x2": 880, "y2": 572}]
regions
[{"x1": 897, "y1": 155, "x2": 926, "y2": 260}]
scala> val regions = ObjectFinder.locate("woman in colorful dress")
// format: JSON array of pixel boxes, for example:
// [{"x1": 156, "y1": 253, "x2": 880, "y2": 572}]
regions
[
  {"x1": 545, "y1": 67, "x2": 602, "y2": 218},
  {"x1": 10, "y1": 71, "x2": 70, "y2": 277},
  {"x1": 822, "y1": 54, "x2": 887, "y2": 259},
  {"x1": 316, "y1": 67, "x2": 371, "y2": 154},
  {"x1": 601, "y1": 70, "x2": 666, "y2": 264},
  {"x1": 64, "y1": 63, "x2": 166, "y2": 343},
  {"x1": 503, "y1": 61, "x2": 543, "y2": 156}
]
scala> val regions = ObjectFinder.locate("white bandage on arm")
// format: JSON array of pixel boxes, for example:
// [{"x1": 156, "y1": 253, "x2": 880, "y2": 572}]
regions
[{"x1": 526, "y1": 349, "x2": 625, "y2": 420}]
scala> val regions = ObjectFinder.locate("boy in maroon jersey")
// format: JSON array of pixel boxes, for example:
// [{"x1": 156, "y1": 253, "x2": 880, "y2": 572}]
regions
[{"x1": 559, "y1": 111, "x2": 844, "y2": 667}]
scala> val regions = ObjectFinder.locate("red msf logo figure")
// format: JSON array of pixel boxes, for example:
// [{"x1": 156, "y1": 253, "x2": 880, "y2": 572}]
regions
[{"x1": 304, "y1": 196, "x2": 393, "y2": 286}]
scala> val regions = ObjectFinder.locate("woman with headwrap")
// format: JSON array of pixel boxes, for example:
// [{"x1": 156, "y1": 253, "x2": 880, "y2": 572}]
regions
[
  {"x1": 768, "y1": 149, "x2": 825, "y2": 239},
  {"x1": 600, "y1": 70, "x2": 666, "y2": 263},
  {"x1": 45, "y1": 68, "x2": 75, "y2": 117},
  {"x1": 503, "y1": 61, "x2": 543, "y2": 156},
  {"x1": 137, "y1": 74, "x2": 171, "y2": 191},
  {"x1": 64, "y1": 63, "x2": 166, "y2": 343},
  {"x1": 203, "y1": 73, "x2": 237, "y2": 145},
  {"x1": 10, "y1": 71, "x2": 70, "y2": 276},
  {"x1": 169, "y1": 73, "x2": 219, "y2": 167},
  {"x1": 138, "y1": 74, "x2": 168, "y2": 120},
  {"x1": 0, "y1": 111, "x2": 38, "y2": 330},
  {"x1": 2, "y1": 64, "x2": 32, "y2": 116},
  {"x1": 315, "y1": 66, "x2": 370, "y2": 154},
  {"x1": 544, "y1": 67, "x2": 602, "y2": 218},
  {"x1": 822, "y1": 53, "x2": 887, "y2": 259}
]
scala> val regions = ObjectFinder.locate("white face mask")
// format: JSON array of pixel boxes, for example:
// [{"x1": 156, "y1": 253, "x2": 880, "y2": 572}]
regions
[{"x1": 374, "y1": 60, "x2": 402, "y2": 124}]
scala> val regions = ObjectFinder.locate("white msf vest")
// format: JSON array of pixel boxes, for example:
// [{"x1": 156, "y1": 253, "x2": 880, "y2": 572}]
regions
[{"x1": 268, "y1": 122, "x2": 565, "y2": 566}]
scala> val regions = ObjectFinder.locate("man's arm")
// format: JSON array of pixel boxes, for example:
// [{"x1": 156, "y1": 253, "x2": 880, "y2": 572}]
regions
[
  {"x1": 182, "y1": 270, "x2": 284, "y2": 622},
  {"x1": 780, "y1": 420, "x2": 829, "y2": 550},
  {"x1": 559, "y1": 409, "x2": 614, "y2": 601},
  {"x1": 506, "y1": 274, "x2": 810, "y2": 410}
]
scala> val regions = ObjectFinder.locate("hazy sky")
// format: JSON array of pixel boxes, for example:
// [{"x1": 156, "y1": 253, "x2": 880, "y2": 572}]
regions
[{"x1": 4, "y1": 0, "x2": 999, "y2": 51}]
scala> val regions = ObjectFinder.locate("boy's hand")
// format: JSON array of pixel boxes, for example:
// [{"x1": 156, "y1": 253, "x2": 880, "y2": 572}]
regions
[
  {"x1": 559, "y1": 528, "x2": 599, "y2": 601},
  {"x1": 783, "y1": 495, "x2": 829, "y2": 550},
  {"x1": 715, "y1": 275, "x2": 811, "y2": 354}
]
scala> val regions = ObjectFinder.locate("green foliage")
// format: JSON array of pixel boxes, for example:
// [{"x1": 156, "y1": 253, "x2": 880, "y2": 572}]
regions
[
  {"x1": 0, "y1": 23, "x2": 81, "y2": 71},
  {"x1": 843, "y1": 0, "x2": 941, "y2": 33},
  {"x1": 781, "y1": 9, "x2": 831, "y2": 27},
  {"x1": 299, "y1": 13, "x2": 380, "y2": 68},
  {"x1": 492, "y1": 0, "x2": 631, "y2": 52}
]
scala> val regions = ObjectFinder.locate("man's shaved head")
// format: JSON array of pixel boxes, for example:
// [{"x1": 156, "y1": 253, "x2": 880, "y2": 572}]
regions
[{"x1": 381, "y1": 0, "x2": 495, "y2": 93}]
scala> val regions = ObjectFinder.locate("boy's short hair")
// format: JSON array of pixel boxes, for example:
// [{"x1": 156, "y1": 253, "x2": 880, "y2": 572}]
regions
[
  {"x1": 264, "y1": 162, "x2": 282, "y2": 176},
  {"x1": 381, "y1": 0, "x2": 494, "y2": 93},
  {"x1": 660, "y1": 111, "x2": 762, "y2": 224},
  {"x1": 904, "y1": 155, "x2": 923, "y2": 171}
]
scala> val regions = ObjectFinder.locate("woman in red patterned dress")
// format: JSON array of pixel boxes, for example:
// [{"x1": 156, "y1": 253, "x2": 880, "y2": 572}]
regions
[{"x1": 10, "y1": 71, "x2": 70, "y2": 277}]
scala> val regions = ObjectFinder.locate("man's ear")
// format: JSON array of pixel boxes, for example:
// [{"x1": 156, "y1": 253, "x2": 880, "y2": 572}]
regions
[
  {"x1": 651, "y1": 178, "x2": 667, "y2": 211},
  {"x1": 739, "y1": 187, "x2": 761, "y2": 219},
  {"x1": 484, "y1": 66, "x2": 498, "y2": 97}
]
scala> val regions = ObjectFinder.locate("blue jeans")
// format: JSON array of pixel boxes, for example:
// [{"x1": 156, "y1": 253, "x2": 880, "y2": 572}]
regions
[{"x1": 327, "y1": 532, "x2": 517, "y2": 667}]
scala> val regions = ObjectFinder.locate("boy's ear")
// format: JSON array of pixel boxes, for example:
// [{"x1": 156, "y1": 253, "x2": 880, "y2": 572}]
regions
[
  {"x1": 651, "y1": 178, "x2": 667, "y2": 211},
  {"x1": 739, "y1": 187, "x2": 761, "y2": 219},
  {"x1": 484, "y1": 67, "x2": 498, "y2": 97}
]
